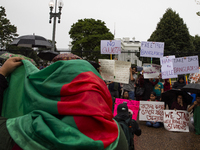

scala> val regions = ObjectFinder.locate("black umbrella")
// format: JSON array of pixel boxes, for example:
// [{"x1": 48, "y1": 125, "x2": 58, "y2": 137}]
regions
[
  {"x1": 161, "y1": 89, "x2": 193, "y2": 108},
  {"x1": 37, "y1": 50, "x2": 59, "y2": 61},
  {"x1": 182, "y1": 83, "x2": 200, "y2": 94},
  {"x1": 11, "y1": 35, "x2": 52, "y2": 48}
]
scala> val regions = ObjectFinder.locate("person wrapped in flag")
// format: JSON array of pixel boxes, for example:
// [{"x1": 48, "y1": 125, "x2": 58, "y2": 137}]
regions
[{"x1": 0, "y1": 57, "x2": 128, "y2": 150}]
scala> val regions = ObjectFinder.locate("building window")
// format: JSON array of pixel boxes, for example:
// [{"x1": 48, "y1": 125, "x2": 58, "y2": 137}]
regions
[
  {"x1": 135, "y1": 60, "x2": 137, "y2": 65},
  {"x1": 128, "y1": 50, "x2": 130, "y2": 55}
]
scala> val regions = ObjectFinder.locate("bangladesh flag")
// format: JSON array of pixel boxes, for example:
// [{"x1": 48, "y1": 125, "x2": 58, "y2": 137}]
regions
[{"x1": 2, "y1": 59, "x2": 120, "y2": 150}]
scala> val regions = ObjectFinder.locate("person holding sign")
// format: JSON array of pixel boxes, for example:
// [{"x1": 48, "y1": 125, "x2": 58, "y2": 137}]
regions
[
  {"x1": 146, "y1": 92, "x2": 162, "y2": 128},
  {"x1": 123, "y1": 66, "x2": 137, "y2": 100},
  {"x1": 188, "y1": 93, "x2": 200, "y2": 135}
]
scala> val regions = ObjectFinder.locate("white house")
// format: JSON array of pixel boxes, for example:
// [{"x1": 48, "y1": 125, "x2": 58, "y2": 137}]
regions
[{"x1": 115, "y1": 37, "x2": 142, "y2": 66}]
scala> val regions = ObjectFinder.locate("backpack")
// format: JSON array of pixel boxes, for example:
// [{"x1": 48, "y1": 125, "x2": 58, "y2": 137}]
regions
[{"x1": 117, "y1": 115, "x2": 133, "y2": 149}]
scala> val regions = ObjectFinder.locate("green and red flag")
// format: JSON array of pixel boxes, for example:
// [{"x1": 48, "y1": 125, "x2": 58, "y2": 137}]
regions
[{"x1": 2, "y1": 59, "x2": 120, "y2": 150}]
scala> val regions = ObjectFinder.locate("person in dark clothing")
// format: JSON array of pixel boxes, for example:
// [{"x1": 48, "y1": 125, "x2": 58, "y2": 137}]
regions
[
  {"x1": 107, "y1": 81, "x2": 121, "y2": 98},
  {"x1": 135, "y1": 74, "x2": 144, "y2": 101},
  {"x1": 142, "y1": 77, "x2": 159, "y2": 101},
  {"x1": 170, "y1": 94, "x2": 187, "y2": 110},
  {"x1": 172, "y1": 75, "x2": 186, "y2": 90},
  {"x1": 164, "y1": 79, "x2": 171, "y2": 92},
  {"x1": 114, "y1": 102, "x2": 141, "y2": 150}
]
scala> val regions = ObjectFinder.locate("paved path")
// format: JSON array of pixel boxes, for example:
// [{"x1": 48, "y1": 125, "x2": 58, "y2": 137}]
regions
[{"x1": 134, "y1": 121, "x2": 200, "y2": 150}]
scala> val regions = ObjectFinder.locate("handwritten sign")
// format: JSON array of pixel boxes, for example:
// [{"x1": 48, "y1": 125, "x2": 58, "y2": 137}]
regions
[
  {"x1": 163, "y1": 110, "x2": 189, "y2": 132},
  {"x1": 139, "y1": 101, "x2": 164, "y2": 122},
  {"x1": 98, "y1": 59, "x2": 131, "y2": 84},
  {"x1": 143, "y1": 63, "x2": 161, "y2": 79},
  {"x1": 189, "y1": 69, "x2": 200, "y2": 83},
  {"x1": 140, "y1": 41, "x2": 164, "y2": 58},
  {"x1": 101, "y1": 40, "x2": 121, "y2": 54},
  {"x1": 113, "y1": 98, "x2": 140, "y2": 120},
  {"x1": 173, "y1": 56, "x2": 199, "y2": 75},
  {"x1": 160, "y1": 56, "x2": 177, "y2": 79},
  {"x1": 114, "y1": 61, "x2": 131, "y2": 84},
  {"x1": 99, "y1": 59, "x2": 115, "y2": 81}
]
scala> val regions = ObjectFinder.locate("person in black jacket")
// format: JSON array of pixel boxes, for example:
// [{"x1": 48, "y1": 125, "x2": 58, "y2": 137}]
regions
[
  {"x1": 114, "y1": 102, "x2": 141, "y2": 150},
  {"x1": 172, "y1": 75, "x2": 186, "y2": 90}
]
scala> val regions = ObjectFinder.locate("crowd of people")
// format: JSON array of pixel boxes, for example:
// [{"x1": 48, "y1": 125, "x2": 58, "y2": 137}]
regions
[{"x1": 107, "y1": 65, "x2": 200, "y2": 134}]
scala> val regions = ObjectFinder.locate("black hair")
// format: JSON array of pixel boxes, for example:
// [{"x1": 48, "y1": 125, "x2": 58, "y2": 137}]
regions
[
  {"x1": 122, "y1": 91, "x2": 130, "y2": 99},
  {"x1": 196, "y1": 93, "x2": 200, "y2": 98},
  {"x1": 132, "y1": 66, "x2": 137, "y2": 72},
  {"x1": 150, "y1": 92, "x2": 157, "y2": 97}
]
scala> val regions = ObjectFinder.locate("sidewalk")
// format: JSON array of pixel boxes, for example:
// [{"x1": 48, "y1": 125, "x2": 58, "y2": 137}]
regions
[{"x1": 134, "y1": 121, "x2": 200, "y2": 150}]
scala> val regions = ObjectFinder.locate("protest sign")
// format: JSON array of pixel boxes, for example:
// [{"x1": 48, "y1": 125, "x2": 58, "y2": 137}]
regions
[
  {"x1": 160, "y1": 56, "x2": 177, "y2": 79},
  {"x1": 101, "y1": 40, "x2": 121, "y2": 54},
  {"x1": 140, "y1": 41, "x2": 164, "y2": 58},
  {"x1": 98, "y1": 59, "x2": 131, "y2": 84},
  {"x1": 99, "y1": 59, "x2": 115, "y2": 81},
  {"x1": 143, "y1": 63, "x2": 161, "y2": 79},
  {"x1": 139, "y1": 101, "x2": 164, "y2": 122},
  {"x1": 173, "y1": 56, "x2": 199, "y2": 75},
  {"x1": 114, "y1": 61, "x2": 131, "y2": 84},
  {"x1": 163, "y1": 110, "x2": 189, "y2": 132},
  {"x1": 189, "y1": 69, "x2": 200, "y2": 83},
  {"x1": 113, "y1": 98, "x2": 140, "y2": 120}
]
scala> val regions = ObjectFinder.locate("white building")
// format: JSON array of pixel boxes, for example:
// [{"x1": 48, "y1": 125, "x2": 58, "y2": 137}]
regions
[{"x1": 115, "y1": 37, "x2": 142, "y2": 66}]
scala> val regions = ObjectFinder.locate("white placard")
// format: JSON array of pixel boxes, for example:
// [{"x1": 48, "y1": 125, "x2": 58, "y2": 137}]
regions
[
  {"x1": 143, "y1": 63, "x2": 161, "y2": 79},
  {"x1": 140, "y1": 41, "x2": 164, "y2": 58},
  {"x1": 114, "y1": 61, "x2": 131, "y2": 84},
  {"x1": 139, "y1": 101, "x2": 164, "y2": 122},
  {"x1": 163, "y1": 110, "x2": 189, "y2": 132},
  {"x1": 99, "y1": 59, "x2": 115, "y2": 81},
  {"x1": 160, "y1": 56, "x2": 177, "y2": 79},
  {"x1": 189, "y1": 69, "x2": 200, "y2": 83},
  {"x1": 101, "y1": 40, "x2": 121, "y2": 54},
  {"x1": 173, "y1": 56, "x2": 199, "y2": 75},
  {"x1": 98, "y1": 59, "x2": 131, "y2": 84}
]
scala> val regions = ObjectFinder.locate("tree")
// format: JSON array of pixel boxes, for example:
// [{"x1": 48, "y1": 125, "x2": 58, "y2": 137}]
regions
[
  {"x1": 69, "y1": 18, "x2": 114, "y2": 61},
  {"x1": 148, "y1": 8, "x2": 194, "y2": 63},
  {"x1": 0, "y1": 6, "x2": 18, "y2": 48}
]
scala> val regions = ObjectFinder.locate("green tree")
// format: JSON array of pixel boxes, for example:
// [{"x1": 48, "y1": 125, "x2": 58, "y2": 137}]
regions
[
  {"x1": 191, "y1": 35, "x2": 200, "y2": 52},
  {"x1": 0, "y1": 6, "x2": 18, "y2": 48},
  {"x1": 69, "y1": 18, "x2": 114, "y2": 61},
  {"x1": 148, "y1": 8, "x2": 194, "y2": 64}
]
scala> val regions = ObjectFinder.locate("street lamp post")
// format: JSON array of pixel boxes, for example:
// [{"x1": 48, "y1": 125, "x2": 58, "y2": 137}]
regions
[{"x1": 49, "y1": 0, "x2": 64, "y2": 52}]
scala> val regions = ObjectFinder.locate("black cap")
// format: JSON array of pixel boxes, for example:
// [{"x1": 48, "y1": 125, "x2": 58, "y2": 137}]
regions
[{"x1": 117, "y1": 102, "x2": 129, "y2": 115}]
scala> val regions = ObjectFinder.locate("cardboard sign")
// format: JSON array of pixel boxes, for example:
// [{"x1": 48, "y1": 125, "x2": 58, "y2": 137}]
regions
[
  {"x1": 113, "y1": 98, "x2": 140, "y2": 120},
  {"x1": 189, "y1": 69, "x2": 200, "y2": 83},
  {"x1": 98, "y1": 59, "x2": 131, "y2": 84},
  {"x1": 140, "y1": 41, "x2": 164, "y2": 58},
  {"x1": 173, "y1": 56, "x2": 199, "y2": 75},
  {"x1": 139, "y1": 101, "x2": 164, "y2": 122},
  {"x1": 101, "y1": 40, "x2": 121, "y2": 54},
  {"x1": 163, "y1": 110, "x2": 189, "y2": 132},
  {"x1": 143, "y1": 63, "x2": 161, "y2": 79},
  {"x1": 160, "y1": 56, "x2": 177, "y2": 79}
]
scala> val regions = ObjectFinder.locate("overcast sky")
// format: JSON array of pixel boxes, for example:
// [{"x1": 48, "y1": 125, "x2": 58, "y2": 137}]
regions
[{"x1": 2, "y1": 0, "x2": 200, "y2": 49}]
